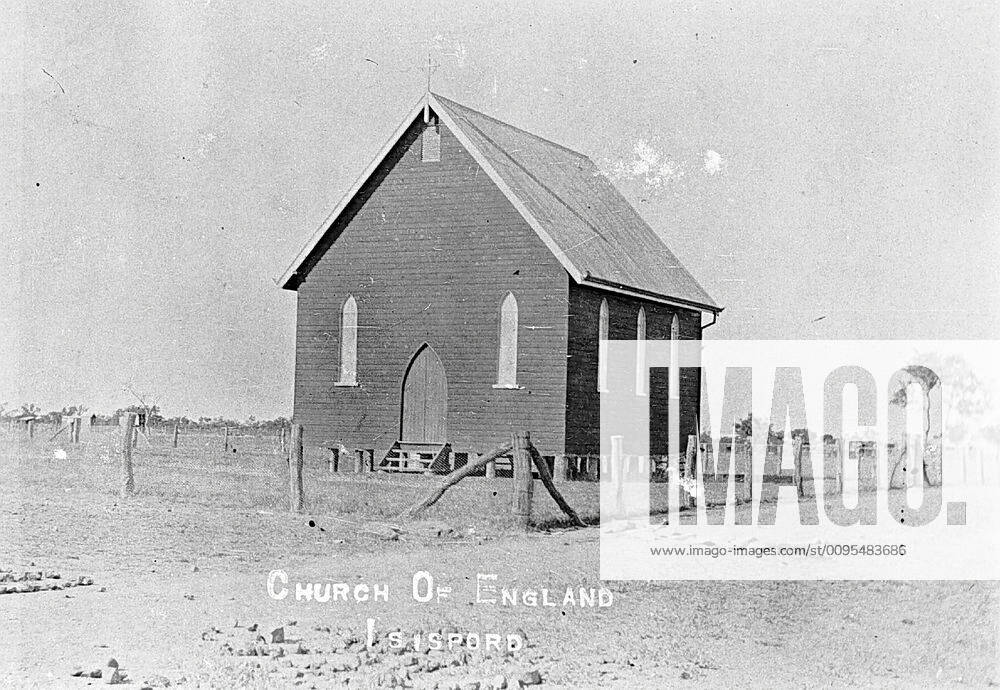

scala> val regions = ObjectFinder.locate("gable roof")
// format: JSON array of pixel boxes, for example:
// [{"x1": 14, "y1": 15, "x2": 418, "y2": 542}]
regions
[{"x1": 280, "y1": 93, "x2": 719, "y2": 313}]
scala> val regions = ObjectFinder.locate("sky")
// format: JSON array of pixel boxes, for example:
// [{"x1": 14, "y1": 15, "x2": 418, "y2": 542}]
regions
[{"x1": 2, "y1": 1, "x2": 998, "y2": 420}]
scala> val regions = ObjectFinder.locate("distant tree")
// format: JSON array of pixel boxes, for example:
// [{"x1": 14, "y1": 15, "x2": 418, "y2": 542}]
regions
[
  {"x1": 892, "y1": 355, "x2": 993, "y2": 444},
  {"x1": 20, "y1": 403, "x2": 42, "y2": 417}
]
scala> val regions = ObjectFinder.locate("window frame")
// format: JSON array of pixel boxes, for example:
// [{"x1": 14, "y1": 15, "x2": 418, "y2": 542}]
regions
[
  {"x1": 493, "y1": 291, "x2": 523, "y2": 389},
  {"x1": 334, "y1": 295, "x2": 360, "y2": 387}
]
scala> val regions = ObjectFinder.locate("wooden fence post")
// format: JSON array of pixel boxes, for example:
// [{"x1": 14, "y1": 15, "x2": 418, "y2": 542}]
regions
[
  {"x1": 224, "y1": 426, "x2": 230, "y2": 452},
  {"x1": 484, "y1": 454, "x2": 495, "y2": 479},
  {"x1": 73, "y1": 418, "x2": 81, "y2": 443},
  {"x1": 289, "y1": 424, "x2": 304, "y2": 512},
  {"x1": 553, "y1": 454, "x2": 567, "y2": 482},
  {"x1": 28, "y1": 420, "x2": 34, "y2": 440},
  {"x1": 280, "y1": 427, "x2": 287, "y2": 453},
  {"x1": 120, "y1": 413, "x2": 136, "y2": 497},
  {"x1": 328, "y1": 447, "x2": 339, "y2": 473},
  {"x1": 793, "y1": 438, "x2": 804, "y2": 497},
  {"x1": 355, "y1": 449, "x2": 366, "y2": 473},
  {"x1": 684, "y1": 435, "x2": 696, "y2": 480},
  {"x1": 511, "y1": 432, "x2": 533, "y2": 531},
  {"x1": 172, "y1": 423, "x2": 179, "y2": 448}
]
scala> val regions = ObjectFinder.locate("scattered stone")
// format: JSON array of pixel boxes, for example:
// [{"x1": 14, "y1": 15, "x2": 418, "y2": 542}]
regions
[
  {"x1": 490, "y1": 673, "x2": 507, "y2": 688},
  {"x1": 106, "y1": 658, "x2": 119, "y2": 669},
  {"x1": 518, "y1": 669, "x2": 542, "y2": 686},
  {"x1": 270, "y1": 626, "x2": 285, "y2": 644},
  {"x1": 70, "y1": 667, "x2": 85, "y2": 677},
  {"x1": 143, "y1": 675, "x2": 171, "y2": 688},
  {"x1": 88, "y1": 669, "x2": 103, "y2": 679},
  {"x1": 680, "y1": 670, "x2": 693, "y2": 680}
]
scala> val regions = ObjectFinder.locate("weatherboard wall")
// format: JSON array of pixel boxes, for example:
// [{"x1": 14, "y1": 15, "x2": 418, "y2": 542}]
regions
[
  {"x1": 565, "y1": 284, "x2": 702, "y2": 457},
  {"x1": 291, "y1": 115, "x2": 570, "y2": 459}
]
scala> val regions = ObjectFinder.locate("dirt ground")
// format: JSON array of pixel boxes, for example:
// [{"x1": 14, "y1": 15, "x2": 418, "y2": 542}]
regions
[{"x1": 0, "y1": 427, "x2": 997, "y2": 688}]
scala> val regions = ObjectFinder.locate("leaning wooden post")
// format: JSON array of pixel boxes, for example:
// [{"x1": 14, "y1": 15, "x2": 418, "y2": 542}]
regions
[
  {"x1": 484, "y1": 454, "x2": 496, "y2": 479},
  {"x1": 328, "y1": 447, "x2": 338, "y2": 473},
  {"x1": 172, "y1": 423, "x2": 179, "y2": 448},
  {"x1": 120, "y1": 413, "x2": 136, "y2": 497},
  {"x1": 528, "y1": 445, "x2": 585, "y2": 527},
  {"x1": 73, "y1": 418, "x2": 81, "y2": 443},
  {"x1": 289, "y1": 424, "x2": 304, "y2": 512},
  {"x1": 224, "y1": 426, "x2": 230, "y2": 452},
  {"x1": 511, "y1": 432, "x2": 533, "y2": 531},
  {"x1": 355, "y1": 449, "x2": 366, "y2": 473},
  {"x1": 403, "y1": 442, "x2": 513, "y2": 517},
  {"x1": 28, "y1": 419, "x2": 34, "y2": 440}
]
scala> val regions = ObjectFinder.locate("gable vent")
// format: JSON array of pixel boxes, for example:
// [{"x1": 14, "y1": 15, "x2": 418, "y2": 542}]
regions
[{"x1": 422, "y1": 120, "x2": 441, "y2": 162}]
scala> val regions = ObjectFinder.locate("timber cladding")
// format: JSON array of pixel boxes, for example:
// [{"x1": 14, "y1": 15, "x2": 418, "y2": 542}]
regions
[
  {"x1": 564, "y1": 284, "x2": 702, "y2": 457},
  {"x1": 293, "y1": 118, "x2": 571, "y2": 459},
  {"x1": 286, "y1": 95, "x2": 719, "y2": 465}
]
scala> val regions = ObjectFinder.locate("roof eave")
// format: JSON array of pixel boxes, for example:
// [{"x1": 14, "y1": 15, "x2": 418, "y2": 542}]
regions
[{"x1": 581, "y1": 275, "x2": 722, "y2": 314}]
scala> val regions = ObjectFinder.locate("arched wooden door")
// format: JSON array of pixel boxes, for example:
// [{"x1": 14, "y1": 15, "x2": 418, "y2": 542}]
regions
[{"x1": 401, "y1": 345, "x2": 448, "y2": 443}]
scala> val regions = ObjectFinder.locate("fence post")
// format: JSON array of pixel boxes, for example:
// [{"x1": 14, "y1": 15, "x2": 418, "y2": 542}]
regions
[
  {"x1": 28, "y1": 420, "x2": 34, "y2": 440},
  {"x1": 328, "y1": 447, "x2": 338, "y2": 473},
  {"x1": 484, "y1": 454, "x2": 495, "y2": 479},
  {"x1": 289, "y1": 424, "x2": 304, "y2": 512},
  {"x1": 73, "y1": 418, "x2": 81, "y2": 443},
  {"x1": 355, "y1": 449, "x2": 366, "y2": 473},
  {"x1": 171, "y1": 423, "x2": 178, "y2": 448},
  {"x1": 224, "y1": 426, "x2": 230, "y2": 452},
  {"x1": 793, "y1": 438, "x2": 804, "y2": 497},
  {"x1": 553, "y1": 454, "x2": 567, "y2": 482},
  {"x1": 511, "y1": 432, "x2": 533, "y2": 531},
  {"x1": 120, "y1": 413, "x2": 136, "y2": 497},
  {"x1": 280, "y1": 427, "x2": 287, "y2": 454}
]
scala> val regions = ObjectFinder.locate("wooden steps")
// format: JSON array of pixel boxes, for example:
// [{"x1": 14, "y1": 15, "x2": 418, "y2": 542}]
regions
[{"x1": 379, "y1": 441, "x2": 451, "y2": 474}]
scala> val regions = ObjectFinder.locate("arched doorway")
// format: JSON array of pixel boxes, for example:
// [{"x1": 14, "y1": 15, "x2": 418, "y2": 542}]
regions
[{"x1": 400, "y1": 344, "x2": 448, "y2": 443}]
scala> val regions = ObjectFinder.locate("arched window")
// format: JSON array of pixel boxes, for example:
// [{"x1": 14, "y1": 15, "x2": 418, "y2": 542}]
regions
[
  {"x1": 337, "y1": 295, "x2": 358, "y2": 385},
  {"x1": 598, "y1": 298, "x2": 609, "y2": 392},
  {"x1": 669, "y1": 314, "x2": 680, "y2": 399},
  {"x1": 496, "y1": 292, "x2": 519, "y2": 388},
  {"x1": 636, "y1": 307, "x2": 647, "y2": 396}
]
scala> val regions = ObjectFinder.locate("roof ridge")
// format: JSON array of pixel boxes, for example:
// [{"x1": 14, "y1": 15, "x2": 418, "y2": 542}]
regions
[{"x1": 430, "y1": 92, "x2": 592, "y2": 162}]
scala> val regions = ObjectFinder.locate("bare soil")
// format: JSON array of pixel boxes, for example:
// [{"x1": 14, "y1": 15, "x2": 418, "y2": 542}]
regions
[{"x1": 0, "y1": 427, "x2": 996, "y2": 688}]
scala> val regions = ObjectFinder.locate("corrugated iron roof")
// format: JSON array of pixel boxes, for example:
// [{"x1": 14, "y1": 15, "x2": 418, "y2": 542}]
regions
[
  {"x1": 280, "y1": 93, "x2": 718, "y2": 312},
  {"x1": 431, "y1": 94, "x2": 718, "y2": 311}
]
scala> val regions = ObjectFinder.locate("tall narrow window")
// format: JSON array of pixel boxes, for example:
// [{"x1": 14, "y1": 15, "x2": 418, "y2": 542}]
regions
[
  {"x1": 337, "y1": 295, "x2": 358, "y2": 385},
  {"x1": 636, "y1": 307, "x2": 647, "y2": 396},
  {"x1": 669, "y1": 314, "x2": 680, "y2": 399},
  {"x1": 496, "y1": 292, "x2": 519, "y2": 388},
  {"x1": 598, "y1": 298, "x2": 609, "y2": 392}
]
